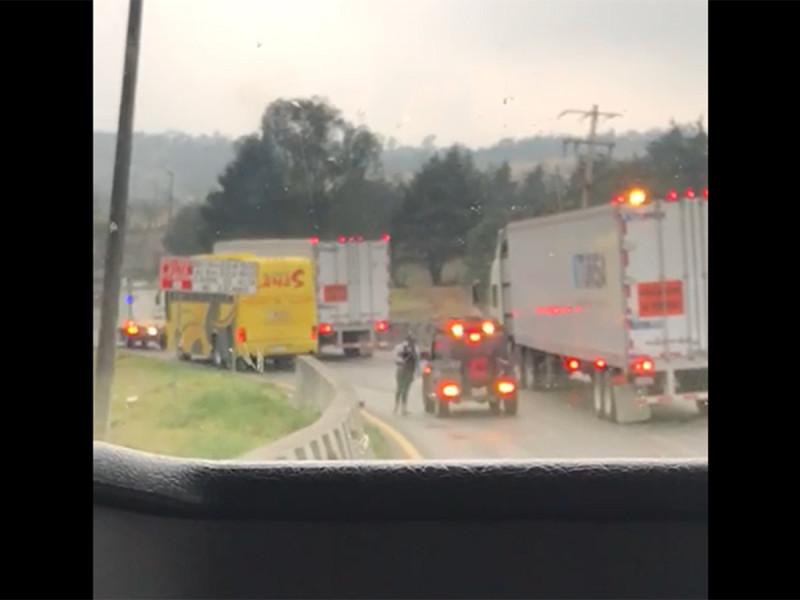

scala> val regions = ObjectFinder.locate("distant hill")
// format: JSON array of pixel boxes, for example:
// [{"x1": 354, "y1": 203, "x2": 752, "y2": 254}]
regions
[{"x1": 93, "y1": 128, "x2": 661, "y2": 207}]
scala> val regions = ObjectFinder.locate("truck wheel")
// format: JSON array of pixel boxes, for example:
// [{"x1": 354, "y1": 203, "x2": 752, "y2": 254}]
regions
[
  {"x1": 697, "y1": 400, "x2": 708, "y2": 416},
  {"x1": 514, "y1": 347, "x2": 528, "y2": 390},
  {"x1": 603, "y1": 385, "x2": 617, "y2": 421},
  {"x1": 436, "y1": 399, "x2": 450, "y2": 418},
  {"x1": 592, "y1": 372, "x2": 606, "y2": 419},
  {"x1": 528, "y1": 352, "x2": 543, "y2": 391},
  {"x1": 503, "y1": 398, "x2": 518, "y2": 416},
  {"x1": 489, "y1": 399, "x2": 501, "y2": 415}
]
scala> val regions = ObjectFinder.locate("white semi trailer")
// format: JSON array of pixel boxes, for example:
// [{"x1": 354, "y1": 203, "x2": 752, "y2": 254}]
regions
[{"x1": 488, "y1": 189, "x2": 708, "y2": 423}]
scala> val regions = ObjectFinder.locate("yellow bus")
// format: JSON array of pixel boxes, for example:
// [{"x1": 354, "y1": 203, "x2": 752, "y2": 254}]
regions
[{"x1": 164, "y1": 254, "x2": 317, "y2": 369}]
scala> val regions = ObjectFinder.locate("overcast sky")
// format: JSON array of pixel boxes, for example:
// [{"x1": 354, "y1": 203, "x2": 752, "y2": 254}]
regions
[{"x1": 94, "y1": 0, "x2": 708, "y2": 148}]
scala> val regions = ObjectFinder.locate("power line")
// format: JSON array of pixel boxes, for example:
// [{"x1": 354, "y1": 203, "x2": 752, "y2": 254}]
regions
[{"x1": 559, "y1": 104, "x2": 622, "y2": 209}]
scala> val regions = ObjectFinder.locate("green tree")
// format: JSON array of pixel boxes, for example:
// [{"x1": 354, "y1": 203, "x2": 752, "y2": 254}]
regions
[
  {"x1": 392, "y1": 146, "x2": 484, "y2": 285},
  {"x1": 199, "y1": 97, "x2": 385, "y2": 244},
  {"x1": 163, "y1": 204, "x2": 212, "y2": 255}
]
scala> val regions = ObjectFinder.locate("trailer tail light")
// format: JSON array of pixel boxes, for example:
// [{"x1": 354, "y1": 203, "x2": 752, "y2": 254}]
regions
[
  {"x1": 631, "y1": 357, "x2": 655, "y2": 374},
  {"x1": 702, "y1": 187, "x2": 708, "y2": 200},
  {"x1": 381, "y1": 233, "x2": 391, "y2": 242},
  {"x1": 593, "y1": 358, "x2": 607, "y2": 370},
  {"x1": 683, "y1": 187, "x2": 696, "y2": 199},
  {"x1": 235, "y1": 327, "x2": 247, "y2": 343},
  {"x1": 374, "y1": 320, "x2": 389, "y2": 333},
  {"x1": 564, "y1": 357, "x2": 581, "y2": 373},
  {"x1": 338, "y1": 235, "x2": 347, "y2": 243},
  {"x1": 481, "y1": 320, "x2": 496, "y2": 335},
  {"x1": 495, "y1": 378, "x2": 517, "y2": 397},
  {"x1": 450, "y1": 322, "x2": 464, "y2": 338},
  {"x1": 665, "y1": 189, "x2": 678, "y2": 202},
  {"x1": 628, "y1": 188, "x2": 648, "y2": 207},
  {"x1": 319, "y1": 322, "x2": 334, "y2": 336},
  {"x1": 437, "y1": 381, "x2": 461, "y2": 399}
]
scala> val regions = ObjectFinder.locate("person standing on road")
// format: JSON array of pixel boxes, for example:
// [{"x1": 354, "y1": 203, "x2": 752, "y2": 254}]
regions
[{"x1": 393, "y1": 333, "x2": 419, "y2": 415}]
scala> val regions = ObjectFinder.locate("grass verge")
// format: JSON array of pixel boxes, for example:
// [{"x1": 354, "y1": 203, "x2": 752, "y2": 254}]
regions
[{"x1": 100, "y1": 352, "x2": 319, "y2": 460}]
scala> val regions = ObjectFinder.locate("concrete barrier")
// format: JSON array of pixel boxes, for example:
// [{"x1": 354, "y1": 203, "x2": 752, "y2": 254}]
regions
[{"x1": 239, "y1": 356, "x2": 371, "y2": 461}]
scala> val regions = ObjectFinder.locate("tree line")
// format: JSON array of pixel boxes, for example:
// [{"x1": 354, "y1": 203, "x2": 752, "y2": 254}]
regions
[{"x1": 164, "y1": 97, "x2": 708, "y2": 287}]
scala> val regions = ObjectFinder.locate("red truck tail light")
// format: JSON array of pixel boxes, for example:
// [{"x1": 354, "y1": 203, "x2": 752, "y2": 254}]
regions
[
  {"x1": 564, "y1": 357, "x2": 581, "y2": 373},
  {"x1": 319, "y1": 322, "x2": 333, "y2": 335},
  {"x1": 593, "y1": 358, "x2": 607, "y2": 370},
  {"x1": 126, "y1": 323, "x2": 139, "y2": 336},
  {"x1": 449, "y1": 322, "x2": 464, "y2": 338},
  {"x1": 495, "y1": 378, "x2": 516, "y2": 397},
  {"x1": 437, "y1": 381, "x2": 461, "y2": 399},
  {"x1": 235, "y1": 327, "x2": 247, "y2": 343},
  {"x1": 630, "y1": 357, "x2": 655, "y2": 374},
  {"x1": 374, "y1": 320, "x2": 389, "y2": 333},
  {"x1": 481, "y1": 320, "x2": 496, "y2": 335}
]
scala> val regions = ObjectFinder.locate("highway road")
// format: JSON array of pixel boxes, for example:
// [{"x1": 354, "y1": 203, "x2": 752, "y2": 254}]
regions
[{"x1": 270, "y1": 350, "x2": 708, "y2": 460}]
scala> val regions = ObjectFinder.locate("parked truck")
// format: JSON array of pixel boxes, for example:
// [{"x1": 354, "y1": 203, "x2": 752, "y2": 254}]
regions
[
  {"x1": 161, "y1": 254, "x2": 318, "y2": 370},
  {"x1": 213, "y1": 237, "x2": 391, "y2": 357},
  {"x1": 488, "y1": 188, "x2": 708, "y2": 423}
]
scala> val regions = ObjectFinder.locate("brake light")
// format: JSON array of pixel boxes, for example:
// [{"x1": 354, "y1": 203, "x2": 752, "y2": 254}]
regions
[
  {"x1": 481, "y1": 320, "x2": 496, "y2": 335},
  {"x1": 319, "y1": 322, "x2": 333, "y2": 335},
  {"x1": 495, "y1": 378, "x2": 516, "y2": 397},
  {"x1": 126, "y1": 324, "x2": 139, "y2": 336},
  {"x1": 235, "y1": 327, "x2": 247, "y2": 343},
  {"x1": 684, "y1": 187, "x2": 696, "y2": 199},
  {"x1": 564, "y1": 357, "x2": 581, "y2": 372},
  {"x1": 381, "y1": 233, "x2": 391, "y2": 242},
  {"x1": 422, "y1": 364, "x2": 432, "y2": 375},
  {"x1": 593, "y1": 358, "x2": 607, "y2": 370},
  {"x1": 310, "y1": 236, "x2": 319, "y2": 245},
  {"x1": 631, "y1": 357, "x2": 655, "y2": 374},
  {"x1": 450, "y1": 322, "x2": 464, "y2": 338},
  {"x1": 438, "y1": 381, "x2": 461, "y2": 399},
  {"x1": 665, "y1": 189, "x2": 678, "y2": 202},
  {"x1": 468, "y1": 332, "x2": 482, "y2": 344},
  {"x1": 374, "y1": 320, "x2": 389, "y2": 333}
]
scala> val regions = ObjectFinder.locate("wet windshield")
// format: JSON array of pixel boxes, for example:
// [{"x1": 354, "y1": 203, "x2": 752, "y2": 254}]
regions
[{"x1": 93, "y1": 0, "x2": 708, "y2": 461}]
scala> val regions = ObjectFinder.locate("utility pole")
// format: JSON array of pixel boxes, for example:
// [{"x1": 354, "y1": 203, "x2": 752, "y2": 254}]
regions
[
  {"x1": 559, "y1": 104, "x2": 621, "y2": 208},
  {"x1": 94, "y1": 0, "x2": 144, "y2": 440}
]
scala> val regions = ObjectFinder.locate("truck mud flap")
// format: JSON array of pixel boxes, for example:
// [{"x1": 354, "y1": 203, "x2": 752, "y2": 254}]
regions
[{"x1": 610, "y1": 384, "x2": 652, "y2": 424}]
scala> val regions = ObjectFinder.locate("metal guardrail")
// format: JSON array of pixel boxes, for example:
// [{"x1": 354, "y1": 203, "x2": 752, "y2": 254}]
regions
[{"x1": 239, "y1": 356, "x2": 371, "y2": 461}]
